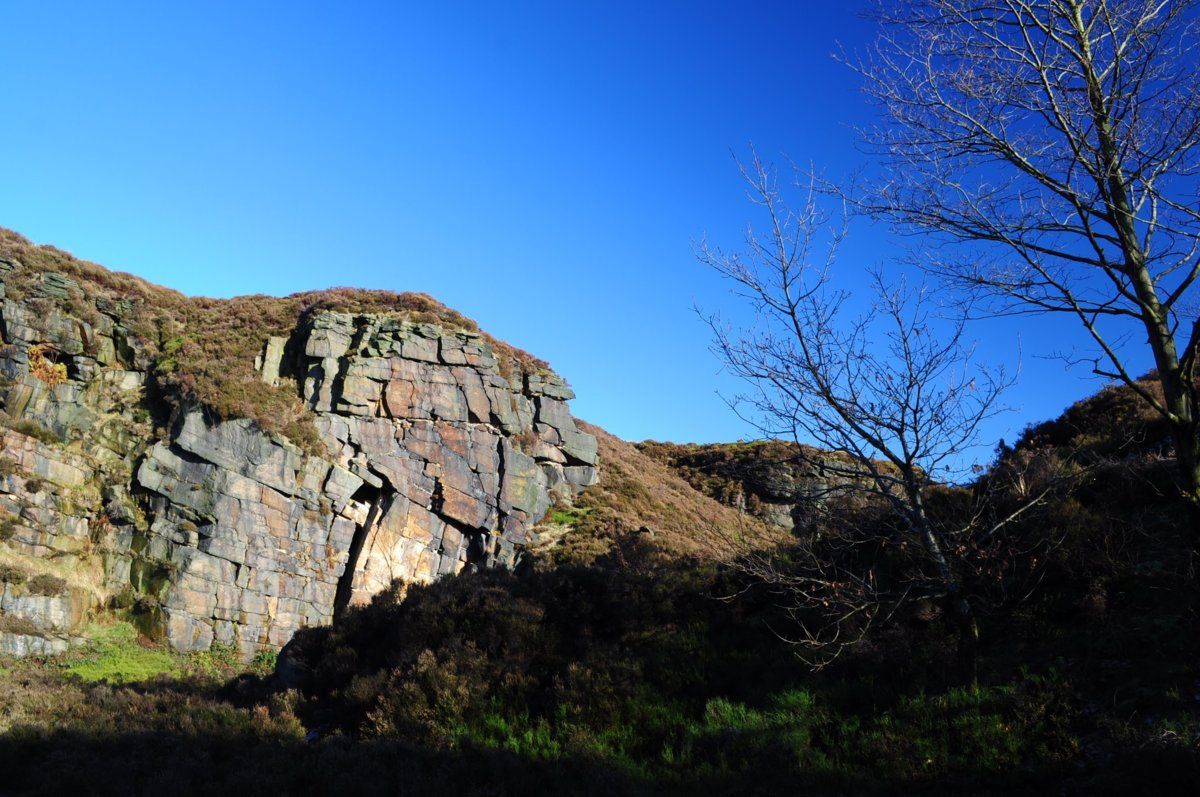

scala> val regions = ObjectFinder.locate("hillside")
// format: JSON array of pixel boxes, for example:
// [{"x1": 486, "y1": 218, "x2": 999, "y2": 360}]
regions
[
  {"x1": 547, "y1": 423, "x2": 784, "y2": 562},
  {"x1": 0, "y1": 231, "x2": 1197, "y2": 794},
  {"x1": 253, "y1": 379, "x2": 1200, "y2": 792},
  {"x1": 637, "y1": 439, "x2": 851, "y2": 533},
  {"x1": 0, "y1": 376, "x2": 1193, "y2": 793}
]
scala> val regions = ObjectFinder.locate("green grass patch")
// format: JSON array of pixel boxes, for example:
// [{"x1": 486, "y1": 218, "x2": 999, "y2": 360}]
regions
[
  {"x1": 59, "y1": 621, "x2": 277, "y2": 684},
  {"x1": 64, "y1": 622, "x2": 179, "y2": 684},
  {"x1": 185, "y1": 643, "x2": 242, "y2": 677},
  {"x1": 548, "y1": 506, "x2": 591, "y2": 526},
  {"x1": 447, "y1": 683, "x2": 1046, "y2": 787}
]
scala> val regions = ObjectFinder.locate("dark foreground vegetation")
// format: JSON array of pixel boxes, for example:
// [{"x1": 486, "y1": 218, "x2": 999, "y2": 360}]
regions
[{"x1": 0, "y1": 381, "x2": 1197, "y2": 795}]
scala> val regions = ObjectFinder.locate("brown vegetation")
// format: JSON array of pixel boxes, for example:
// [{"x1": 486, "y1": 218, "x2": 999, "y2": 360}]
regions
[
  {"x1": 638, "y1": 438, "x2": 837, "y2": 517},
  {"x1": 551, "y1": 421, "x2": 784, "y2": 564},
  {"x1": 25, "y1": 345, "x2": 67, "y2": 390},
  {"x1": 262, "y1": 382, "x2": 1199, "y2": 791},
  {"x1": 1009, "y1": 374, "x2": 1174, "y2": 462},
  {"x1": 25, "y1": 573, "x2": 68, "y2": 596},
  {"x1": 641, "y1": 439, "x2": 793, "y2": 502}
]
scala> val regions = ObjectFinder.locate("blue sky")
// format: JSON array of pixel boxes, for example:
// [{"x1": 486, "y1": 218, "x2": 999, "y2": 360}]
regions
[{"x1": 0, "y1": 1, "x2": 1140, "y2": 466}]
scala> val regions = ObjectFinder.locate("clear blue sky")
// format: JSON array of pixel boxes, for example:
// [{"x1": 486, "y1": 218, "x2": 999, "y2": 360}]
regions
[{"x1": 0, "y1": 1, "x2": 1140, "y2": 467}]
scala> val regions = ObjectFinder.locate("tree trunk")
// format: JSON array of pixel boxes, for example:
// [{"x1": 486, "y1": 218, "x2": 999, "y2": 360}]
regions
[
  {"x1": 1174, "y1": 422, "x2": 1200, "y2": 540},
  {"x1": 1074, "y1": 10, "x2": 1200, "y2": 528},
  {"x1": 911, "y1": 498, "x2": 980, "y2": 682},
  {"x1": 950, "y1": 594, "x2": 979, "y2": 687},
  {"x1": 1179, "y1": 429, "x2": 1200, "y2": 498}
]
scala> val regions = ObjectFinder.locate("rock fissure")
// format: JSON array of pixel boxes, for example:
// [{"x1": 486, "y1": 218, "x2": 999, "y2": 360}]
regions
[{"x1": 333, "y1": 481, "x2": 386, "y2": 620}]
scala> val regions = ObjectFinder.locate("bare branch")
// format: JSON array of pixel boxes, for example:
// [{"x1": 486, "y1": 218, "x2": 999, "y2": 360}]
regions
[{"x1": 845, "y1": 0, "x2": 1200, "y2": 510}]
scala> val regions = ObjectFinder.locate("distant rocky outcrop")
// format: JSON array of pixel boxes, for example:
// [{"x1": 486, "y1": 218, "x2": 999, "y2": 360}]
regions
[
  {"x1": 0, "y1": 233, "x2": 597, "y2": 658},
  {"x1": 637, "y1": 440, "x2": 853, "y2": 533}
]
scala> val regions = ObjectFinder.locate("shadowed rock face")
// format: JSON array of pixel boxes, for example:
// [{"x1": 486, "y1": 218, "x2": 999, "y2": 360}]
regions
[{"x1": 0, "y1": 264, "x2": 596, "y2": 658}]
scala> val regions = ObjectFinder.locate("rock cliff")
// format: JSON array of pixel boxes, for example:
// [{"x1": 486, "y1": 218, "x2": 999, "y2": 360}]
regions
[{"x1": 0, "y1": 233, "x2": 597, "y2": 658}]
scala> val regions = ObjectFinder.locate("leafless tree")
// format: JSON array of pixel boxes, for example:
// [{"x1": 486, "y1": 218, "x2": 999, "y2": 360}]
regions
[
  {"x1": 848, "y1": 0, "x2": 1200, "y2": 519},
  {"x1": 699, "y1": 153, "x2": 1017, "y2": 666}
]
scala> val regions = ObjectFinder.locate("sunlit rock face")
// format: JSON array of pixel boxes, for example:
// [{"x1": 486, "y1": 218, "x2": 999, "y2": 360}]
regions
[{"x1": 0, "y1": 262, "x2": 597, "y2": 658}]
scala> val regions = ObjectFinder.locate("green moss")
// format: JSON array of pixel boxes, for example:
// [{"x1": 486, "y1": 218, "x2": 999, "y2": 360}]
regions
[{"x1": 129, "y1": 558, "x2": 175, "y2": 602}]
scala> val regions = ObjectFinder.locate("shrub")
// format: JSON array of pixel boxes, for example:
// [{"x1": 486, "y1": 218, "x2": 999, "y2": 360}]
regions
[
  {"x1": 187, "y1": 643, "x2": 242, "y2": 677},
  {"x1": 0, "y1": 614, "x2": 41, "y2": 635},
  {"x1": 26, "y1": 574, "x2": 68, "y2": 596},
  {"x1": 249, "y1": 649, "x2": 278, "y2": 676},
  {"x1": 0, "y1": 514, "x2": 18, "y2": 541},
  {"x1": 26, "y1": 344, "x2": 68, "y2": 389},
  {"x1": 0, "y1": 564, "x2": 30, "y2": 585}
]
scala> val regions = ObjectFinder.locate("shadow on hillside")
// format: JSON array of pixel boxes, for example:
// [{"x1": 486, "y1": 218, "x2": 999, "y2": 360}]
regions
[
  {"x1": 0, "y1": 728, "x2": 1049, "y2": 797},
  {"x1": 0, "y1": 729, "x2": 646, "y2": 797},
  {"x1": 3, "y1": 724, "x2": 1194, "y2": 797}
]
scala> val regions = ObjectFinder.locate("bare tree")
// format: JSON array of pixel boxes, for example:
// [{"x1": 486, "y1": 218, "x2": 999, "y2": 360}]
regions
[
  {"x1": 848, "y1": 0, "x2": 1200, "y2": 518},
  {"x1": 699, "y1": 153, "x2": 1015, "y2": 665}
]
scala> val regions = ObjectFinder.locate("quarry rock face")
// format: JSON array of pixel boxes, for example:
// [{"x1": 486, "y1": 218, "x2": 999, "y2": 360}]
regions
[{"x1": 0, "y1": 264, "x2": 597, "y2": 658}]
